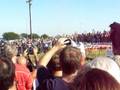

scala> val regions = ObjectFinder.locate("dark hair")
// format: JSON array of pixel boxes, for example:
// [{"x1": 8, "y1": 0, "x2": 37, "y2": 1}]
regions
[
  {"x1": 0, "y1": 56, "x2": 15, "y2": 90},
  {"x1": 47, "y1": 50, "x2": 62, "y2": 73},
  {"x1": 110, "y1": 22, "x2": 120, "y2": 30},
  {"x1": 110, "y1": 22, "x2": 120, "y2": 55},
  {"x1": 71, "y1": 69, "x2": 120, "y2": 90},
  {"x1": 60, "y1": 46, "x2": 81, "y2": 75}
]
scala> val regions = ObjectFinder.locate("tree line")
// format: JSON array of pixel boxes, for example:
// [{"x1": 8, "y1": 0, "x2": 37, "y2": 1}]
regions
[{"x1": 2, "y1": 32, "x2": 50, "y2": 40}]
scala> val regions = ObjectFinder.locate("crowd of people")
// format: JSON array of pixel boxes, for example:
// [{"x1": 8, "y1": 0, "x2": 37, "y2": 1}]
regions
[
  {"x1": 76, "y1": 30, "x2": 110, "y2": 43},
  {"x1": 0, "y1": 22, "x2": 120, "y2": 90}
]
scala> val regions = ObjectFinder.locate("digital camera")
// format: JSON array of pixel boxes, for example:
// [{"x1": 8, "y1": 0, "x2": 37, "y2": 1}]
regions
[
  {"x1": 64, "y1": 39, "x2": 71, "y2": 45},
  {"x1": 27, "y1": 46, "x2": 34, "y2": 55}
]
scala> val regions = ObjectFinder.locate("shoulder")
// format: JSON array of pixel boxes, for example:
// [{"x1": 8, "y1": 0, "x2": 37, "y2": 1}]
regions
[{"x1": 39, "y1": 78, "x2": 69, "y2": 90}]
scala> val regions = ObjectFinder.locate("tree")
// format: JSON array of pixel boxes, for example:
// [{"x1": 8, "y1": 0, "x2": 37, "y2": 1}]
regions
[
  {"x1": 32, "y1": 33, "x2": 40, "y2": 39},
  {"x1": 20, "y1": 33, "x2": 28, "y2": 38},
  {"x1": 40, "y1": 34, "x2": 49, "y2": 39},
  {"x1": 3, "y1": 32, "x2": 20, "y2": 40}
]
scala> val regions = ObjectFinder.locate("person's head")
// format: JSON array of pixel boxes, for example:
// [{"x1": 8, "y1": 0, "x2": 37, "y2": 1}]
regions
[
  {"x1": 72, "y1": 68, "x2": 120, "y2": 90},
  {"x1": 0, "y1": 56, "x2": 15, "y2": 90},
  {"x1": 47, "y1": 49, "x2": 62, "y2": 77},
  {"x1": 87, "y1": 56, "x2": 120, "y2": 83},
  {"x1": 17, "y1": 56, "x2": 27, "y2": 65},
  {"x1": 110, "y1": 22, "x2": 120, "y2": 30},
  {"x1": 4, "y1": 45, "x2": 18, "y2": 59},
  {"x1": 109, "y1": 22, "x2": 120, "y2": 55},
  {"x1": 4, "y1": 45, "x2": 18, "y2": 63},
  {"x1": 60, "y1": 46, "x2": 82, "y2": 75}
]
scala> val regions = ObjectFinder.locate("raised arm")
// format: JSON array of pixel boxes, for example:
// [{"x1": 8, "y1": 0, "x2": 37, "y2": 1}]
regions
[{"x1": 38, "y1": 38, "x2": 67, "y2": 67}]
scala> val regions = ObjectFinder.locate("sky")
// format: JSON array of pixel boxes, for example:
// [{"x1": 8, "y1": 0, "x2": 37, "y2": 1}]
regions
[{"x1": 0, "y1": 0, "x2": 120, "y2": 37}]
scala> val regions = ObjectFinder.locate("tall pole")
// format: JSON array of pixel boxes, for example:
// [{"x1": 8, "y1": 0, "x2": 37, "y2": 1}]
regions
[{"x1": 27, "y1": 0, "x2": 32, "y2": 39}]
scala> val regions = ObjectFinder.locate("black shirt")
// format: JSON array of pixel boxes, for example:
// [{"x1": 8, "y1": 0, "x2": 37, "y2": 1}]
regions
[{"x1": 37, "y1": 66, "x2": 69, "y2": 90}]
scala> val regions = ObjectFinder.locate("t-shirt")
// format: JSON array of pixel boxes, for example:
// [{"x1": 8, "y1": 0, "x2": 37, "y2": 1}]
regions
[
  {"x1": 15, "y1": 64, "x2": 32, "y2": 90},
  {"x1": 37, "y1": 66, "x2": 69, "y2": 90}
]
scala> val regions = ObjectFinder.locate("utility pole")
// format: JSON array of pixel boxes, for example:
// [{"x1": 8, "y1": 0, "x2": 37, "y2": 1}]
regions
[{"x1": 26, "y1": 0, "x2": 32, "y2": 39}]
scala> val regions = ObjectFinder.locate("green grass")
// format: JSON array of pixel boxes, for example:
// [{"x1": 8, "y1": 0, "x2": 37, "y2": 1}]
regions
[{"x1": 86, "y1": 49, "x2": 106, "y2": 61}]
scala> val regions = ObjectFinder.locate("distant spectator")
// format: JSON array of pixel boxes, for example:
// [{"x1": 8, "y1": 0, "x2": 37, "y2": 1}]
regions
[
  {"x1": 71, "y1": 69, "x2": 120, "y2": 90},
  {"x1": 105, "y1": 47, "x2": 113, "y2": 58}
]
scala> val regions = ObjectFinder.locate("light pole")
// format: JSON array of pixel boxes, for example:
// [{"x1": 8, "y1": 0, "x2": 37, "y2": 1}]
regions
[{"x1": 26, "y1": 0, "x2": 32, "y2": 39}]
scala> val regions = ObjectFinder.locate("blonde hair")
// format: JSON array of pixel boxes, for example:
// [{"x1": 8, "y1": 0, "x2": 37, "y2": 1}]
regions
[{"x1": 17, "y1": 56, "x2": 27, "y2": 65}]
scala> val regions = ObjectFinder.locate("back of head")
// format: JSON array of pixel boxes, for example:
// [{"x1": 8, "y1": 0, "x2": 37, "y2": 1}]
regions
[
  {"x1": 110, "y1": 22, "x2": 120, "y2": 55},
  {"x1": 47, "y1": 49, "x2": 62, "y2": 74},
  {"x1": 87, "y1": 56, "x2": 120, "y2": 83},
  {"x1": 110, "y1": 22, "x2": 120, "y2": 30},
  {"x1": 60, "y1": 46, "x2": 81, "y2": 75},
  {"x1": 4, "y1": 45, "x2": 18, "y2": 59},
  {"x1": 72, "y1": 69, "x2": 120, "y2": 90},
  {"x1": 0, "y1": 56, "x2": 15, "y2": 90},
  {"x1": 17, "y1": 56, "x2": 27, "y2": 65}
]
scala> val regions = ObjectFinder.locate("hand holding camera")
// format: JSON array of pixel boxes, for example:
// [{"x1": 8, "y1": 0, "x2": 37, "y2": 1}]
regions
[{"x1": 64, "y1": 39, "x2": 71, "y2": 45}]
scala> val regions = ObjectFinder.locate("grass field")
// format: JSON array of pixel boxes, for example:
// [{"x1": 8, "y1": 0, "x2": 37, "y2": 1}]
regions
[{"x1": 86, "y1": 49, "x2": 106, "y2": 61}]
